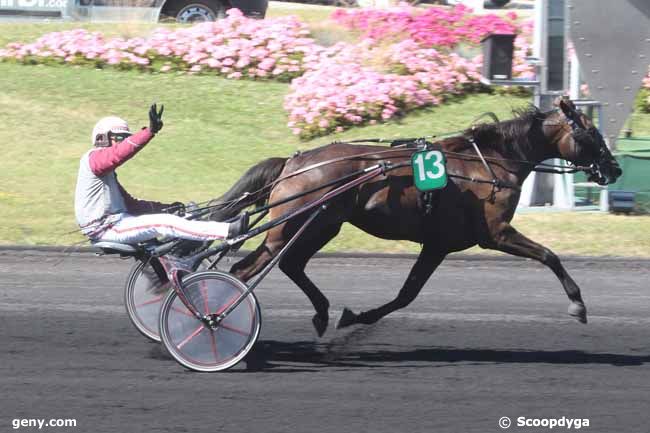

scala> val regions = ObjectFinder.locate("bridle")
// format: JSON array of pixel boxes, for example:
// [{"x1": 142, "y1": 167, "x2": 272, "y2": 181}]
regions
[{"x1": 556, "y1": 104, "x2": 612, "y2": 185}]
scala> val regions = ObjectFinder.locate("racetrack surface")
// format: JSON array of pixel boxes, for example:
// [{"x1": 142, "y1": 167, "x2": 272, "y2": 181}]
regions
[{"x1": 1, "y1": 250, "x2": 649, "y2": 433}]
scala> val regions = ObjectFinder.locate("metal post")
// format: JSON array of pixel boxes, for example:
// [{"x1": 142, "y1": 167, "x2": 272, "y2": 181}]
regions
[{"x1": 569, "y1": 50, "x2": 580, "y2": 100}]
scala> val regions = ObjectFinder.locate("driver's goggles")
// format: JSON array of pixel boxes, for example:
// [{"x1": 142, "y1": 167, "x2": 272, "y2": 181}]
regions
[{"x1": 108, "y1": 131, "x2": 132, "y2": 143}]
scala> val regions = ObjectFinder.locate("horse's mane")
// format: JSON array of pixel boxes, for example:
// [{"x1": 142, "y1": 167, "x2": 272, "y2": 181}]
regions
[{"x1": 463, "y1": 105, "x2": 547, "y2": 158}]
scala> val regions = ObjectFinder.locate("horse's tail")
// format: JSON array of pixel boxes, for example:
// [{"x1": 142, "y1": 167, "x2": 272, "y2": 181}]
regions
[{"x1": 208, "y1": 157, "x2": 288, "y2": 221}]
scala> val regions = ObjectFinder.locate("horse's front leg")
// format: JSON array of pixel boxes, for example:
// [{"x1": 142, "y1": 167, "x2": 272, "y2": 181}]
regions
[
  {"x1": 485, "y1": 223, "x2": 587, "y2": 323},
  {"x1": 337, "y1": 245, "x2": 445, "y2": 328}
]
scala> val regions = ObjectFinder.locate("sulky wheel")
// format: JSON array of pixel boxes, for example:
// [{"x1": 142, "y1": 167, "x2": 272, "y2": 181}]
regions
[
  {"x1": 125, "y1": 257, "x2": 210, "y2": 342},
  {"x1": 159, "y1": 271, "x2": 261, "y2": 372},
  {"x1": 124, "y1": 258, "x2": 171, "y2": 342}
]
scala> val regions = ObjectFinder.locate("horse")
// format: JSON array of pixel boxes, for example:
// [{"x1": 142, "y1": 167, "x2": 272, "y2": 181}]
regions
[{"x1": 209, "y1": 99, "x2": 622, "y2": 337}]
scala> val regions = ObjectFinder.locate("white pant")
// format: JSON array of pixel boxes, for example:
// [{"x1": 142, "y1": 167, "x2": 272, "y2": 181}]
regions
[{"x1": 98, "y1": 213, "x2": 230, "y2": 244}]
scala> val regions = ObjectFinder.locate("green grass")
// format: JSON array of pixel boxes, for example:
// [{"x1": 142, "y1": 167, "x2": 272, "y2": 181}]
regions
[
  {"x1": 0, "y1": 62, "x2": 531, "y2": 245},
  {"x1": 1, "y1": 8, "x2": 650, "y2": 256},
  {"x1": 267, "y1": 1, "x2": 360, "y2": 46},
  {"x1": 0, "y1": 22, "x2": 165, "y2": 47},
  {"x1": 329, "y1": 211, "x2": 650, "y2": 257},
  {"x1": 266, "y1": 1, "x2": 338, "y2": 25}
]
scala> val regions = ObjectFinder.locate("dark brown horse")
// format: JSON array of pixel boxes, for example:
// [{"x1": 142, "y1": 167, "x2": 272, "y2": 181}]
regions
[{"x1": 209, "y1": 99, "x2": 622, "y2": 336}]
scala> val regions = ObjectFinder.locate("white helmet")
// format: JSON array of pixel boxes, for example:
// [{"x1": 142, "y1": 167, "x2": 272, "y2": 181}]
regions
[{"x1": 91, "y1": 116, "x2": 131, "y2": 147}]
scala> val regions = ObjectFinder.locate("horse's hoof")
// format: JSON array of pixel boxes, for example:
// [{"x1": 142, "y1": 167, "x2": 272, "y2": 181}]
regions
[
  {"x1": 336, "y1": 307, "x2": 357, "y2": 329},
  {"x1": 568, "y1": 301, "x2": 587, "y2": 324},
  {"x1": 312, "y1": 314, "x2": 328, "y2": 337}
]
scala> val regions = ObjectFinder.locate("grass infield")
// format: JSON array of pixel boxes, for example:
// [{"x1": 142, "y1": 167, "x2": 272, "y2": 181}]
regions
[{"x1": 1, "y1": 4, "x2": 649, "y2": 256}]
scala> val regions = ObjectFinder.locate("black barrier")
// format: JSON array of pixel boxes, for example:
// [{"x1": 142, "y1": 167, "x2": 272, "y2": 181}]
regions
[{"x1": 480, "y1": 34, "x2": 516, "y2": 81}]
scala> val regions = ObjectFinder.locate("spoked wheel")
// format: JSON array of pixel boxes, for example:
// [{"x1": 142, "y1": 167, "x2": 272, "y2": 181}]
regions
[
  {"x1": 159, "y1": 271, "x2": 261, "y2": 372},
  {"x1": 125, "y1": 257, "x2": 210, "y2": 342},
  {"x1": 124, "y1": 258, "x2": 171, "y2": 342}
]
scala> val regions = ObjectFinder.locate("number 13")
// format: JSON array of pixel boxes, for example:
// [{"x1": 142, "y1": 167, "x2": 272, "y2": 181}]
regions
[{"x1": 414, "y1": 150, "x2": 445, "y2": 181}]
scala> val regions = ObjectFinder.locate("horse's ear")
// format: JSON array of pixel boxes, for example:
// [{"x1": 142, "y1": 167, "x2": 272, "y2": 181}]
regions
[
  {"x1": 564, "y1": 96, "x2": 576, "y2": 111},
  {"x1": 557, "y1": 97, "x2": 574, "y2": 117}
]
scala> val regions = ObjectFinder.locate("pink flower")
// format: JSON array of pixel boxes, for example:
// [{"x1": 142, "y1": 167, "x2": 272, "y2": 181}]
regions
[
  {"x1": 226, "y1": 8, "x2": 244, "y2": 18},
  {"x1": 258, "y1": 57, "x2": 275, "y2": 71},
  {"x1": 235, "y1": 57, "x2": 250, "y2": 68},
  {"x1": 157, "y1": 47, "x2": 172, "y2": 56}
]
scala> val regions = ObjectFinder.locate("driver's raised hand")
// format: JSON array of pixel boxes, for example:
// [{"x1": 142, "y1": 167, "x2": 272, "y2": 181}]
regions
[{"x1": 148, "y1": 103, "x2": 164, "y2": 134}]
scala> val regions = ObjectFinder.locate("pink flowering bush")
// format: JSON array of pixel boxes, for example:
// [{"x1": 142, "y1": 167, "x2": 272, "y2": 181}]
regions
[
  {"x1": 331, "y1": 3, "x2": 534, "y2": 79},
  {"x1": 0, "y1": 9, "x2": 319, "y2": 81},
  {"x1": 511, "y1": 19, "x2": 535, "y2": 80},
  {"x1": 282, "y1": 4, "x2": 535, "y2": 137},
  {"x1": 331, "y1": 3, "x2": 519, "y2": 49},
  {"x1": 285, "y1": 39, "x2": 482, "y2": 138}
]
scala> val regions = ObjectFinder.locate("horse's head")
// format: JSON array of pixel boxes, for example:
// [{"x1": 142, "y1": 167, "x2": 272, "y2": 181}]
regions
[{"x1": 552, "y1": 99, "x2": 622, "y2": 185}]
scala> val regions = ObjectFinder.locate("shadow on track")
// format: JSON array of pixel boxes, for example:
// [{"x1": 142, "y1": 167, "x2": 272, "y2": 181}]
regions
[
  {"x1": 145, "y1": 324, "x2": 650, "y2": 373},
  {"x1": 241, "y1": 340, "x2": 650, "y2": 372}
]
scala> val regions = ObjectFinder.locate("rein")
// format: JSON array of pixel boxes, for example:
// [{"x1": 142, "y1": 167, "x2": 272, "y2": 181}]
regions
[{"x1": 190, "y1": 137, "x2": 588, "y2": 217}]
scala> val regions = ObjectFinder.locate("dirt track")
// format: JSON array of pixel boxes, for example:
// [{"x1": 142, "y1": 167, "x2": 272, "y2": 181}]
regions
[{"x1": 1, "y1": 250, "x2": 649, "y2": 433}]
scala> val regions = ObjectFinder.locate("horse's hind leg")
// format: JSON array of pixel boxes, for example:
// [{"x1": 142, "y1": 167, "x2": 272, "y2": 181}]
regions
[
  {"x1": 230, "y1": 231, "x2": 284, "y2": 281},
  {"x1": 278, "y1": 224, "x2": 342, "y2": 337},
  {"x1": 337, "y1": 245, "x2": 445, "y2": 328},
  {"x1": 487, "y1": 223, "x2": 587, "y2": 323},
  {"x1": 229, "y1": 221, "x2": 340, "y2": 336}
]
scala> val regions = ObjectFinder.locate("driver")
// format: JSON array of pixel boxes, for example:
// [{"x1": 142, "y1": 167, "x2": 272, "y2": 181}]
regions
[{"x1": 74, "y1": 104, "x2": 247, "y2": 244}]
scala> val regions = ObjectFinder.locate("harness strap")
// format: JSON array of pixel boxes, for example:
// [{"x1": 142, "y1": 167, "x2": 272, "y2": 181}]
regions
[
  {"x1": 464, "y1": 134, "x2": 522, "y2": 196},
  {"x1": 468, "y1": 134, "x2": 501, "y2": 187},
  {"x1": 449, "y1": 174, "x2": 521, "y2": 192},
  {"x1": 272, "y1": 147, "x2": 414, "y2": 187}
]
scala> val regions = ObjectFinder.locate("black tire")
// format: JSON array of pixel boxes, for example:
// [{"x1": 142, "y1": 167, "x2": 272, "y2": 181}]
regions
[{"x1": 163, "y1": 0, "x2": 226, "y2": 23}]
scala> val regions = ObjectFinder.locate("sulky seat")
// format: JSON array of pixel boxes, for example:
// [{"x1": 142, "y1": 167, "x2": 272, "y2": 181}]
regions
[{"x1": 92, "y1": 241, "x2": 140, "y2": 256}]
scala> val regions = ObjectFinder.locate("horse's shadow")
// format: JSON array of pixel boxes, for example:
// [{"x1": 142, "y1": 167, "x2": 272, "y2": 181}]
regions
[
  {"x1": 238, "y1": 339, "x2": 650, "y2": 373},
  {"x1": 147, "y1": 334, "x2": 650, "y2": 373}
]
